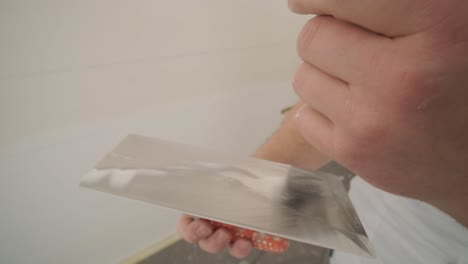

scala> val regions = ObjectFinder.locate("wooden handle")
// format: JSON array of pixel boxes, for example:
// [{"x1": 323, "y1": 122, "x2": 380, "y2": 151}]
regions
[{"x1": 208, "y1": 220, "x2": 289, "y2": 253}]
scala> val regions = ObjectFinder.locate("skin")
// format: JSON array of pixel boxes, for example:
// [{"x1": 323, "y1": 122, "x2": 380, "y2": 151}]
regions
[
  {"x1": 288, "y1": 0, "x2": 468, "y2": 227},
  {"x1": 178, "y1": 0, "x2": 468, "y2": 258}
]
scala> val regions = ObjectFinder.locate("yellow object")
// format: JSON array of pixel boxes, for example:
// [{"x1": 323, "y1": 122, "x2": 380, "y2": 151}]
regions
[
  {"x1": 281, "y1": 105, "x2": 294, "y2": 115},
  {"x1": 119, "y1": 234, "x2": 181, "y2": 264}
]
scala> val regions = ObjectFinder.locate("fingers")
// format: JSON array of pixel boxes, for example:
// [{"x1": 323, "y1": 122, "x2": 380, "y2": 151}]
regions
[
  {"x1": 292, "y1": 62, "x2": 350, "y2": 124},
  {"x1": 177, "y1": 216, "x2": 252, "y2": 259},
  {"x1": 199, "y1": 229, "x2": 232, "y2": 254},
  {"x1": 297, "y1": 16, "x2": 390, "y2": 85},
  {"x1": 228, "y1": 239, "x2": 253, "y2": 259},
  {"x1": 289, "y1": 0, "x2": 441, "y2": 36},
  {"x1": 177, "y1": 215, "x2": 213, "y2": 243},
  {"x1": 294, "y1": 105, "x2": 335, "y2": 157}
]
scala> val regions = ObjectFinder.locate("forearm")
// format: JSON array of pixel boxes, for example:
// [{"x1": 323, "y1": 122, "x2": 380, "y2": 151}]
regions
[{"x1": 253, "y1": 102, "x2": 329, "y2": 170}]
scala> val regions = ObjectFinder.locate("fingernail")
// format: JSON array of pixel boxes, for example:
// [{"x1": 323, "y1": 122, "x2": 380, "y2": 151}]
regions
[
  {"x1": 238, "y1": 240, "x2": 252, "y2": 251},
  {"x1": 196, "y1": 225, "x2": 212, "y2": 237}
]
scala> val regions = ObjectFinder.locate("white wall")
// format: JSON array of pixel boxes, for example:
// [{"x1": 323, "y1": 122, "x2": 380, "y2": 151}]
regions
[
  {"x1": 0, "y1": 1, "x2": 308, "y2": 263},
  {"x1": 0, "y1": 0, "x2": 307, "y2": 151}
]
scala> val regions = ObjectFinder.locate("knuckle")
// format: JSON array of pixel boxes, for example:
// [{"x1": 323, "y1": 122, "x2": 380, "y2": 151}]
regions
[
  {"x1": 184, "y1": 222, "x2": 201, "y2": 242},
  {"x1": 199, "y1": 240, "x2": 224, "y2": 254},
  {"x1": 362, "y1": 48, "x2": 389, "y2": 84},
  {"x1": 199, "y1": 229, "x2": 231, "y2": 254},
  {"x1": 188, "y1": 221, "x2": 199, "y2": 234},
  {"x1": 334, "y1": 113, "x2": 386, "y2": 164},
  {"x1": 394, "y1": 65, "x2": 427, "y2": 92},
  {"x1": 334, "y1": 136, "x2": 364, "y2": 166},
  {"x1": 297, "y1": 16, "x2": 328, "y2": 59},
  {"x1": 354, "y1": 116, "x2": 386, "y2": 141},
  {"x1": 231, "y1": 250, "x2": 249, "y2": 259},
  {"x1": 199, "y1": 242, "x2": 213, "y2": 253},
  {"x1": 292, "y1": 63, "x2": 308, "y2": 94},
  {"x1": 183, "y1": 232, "x2": 197, "y2": 243},
  {"x1": 389, "y1": 63, "x2": 435, "y2": 111},
  {"x1": 230, "y1": 245, "x2": 251, "y2": 259}
]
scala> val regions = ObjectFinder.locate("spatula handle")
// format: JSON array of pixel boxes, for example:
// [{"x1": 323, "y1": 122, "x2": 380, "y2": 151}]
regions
[{"x1": 208, "y1": 220, "x2": 289, "y2": 253}]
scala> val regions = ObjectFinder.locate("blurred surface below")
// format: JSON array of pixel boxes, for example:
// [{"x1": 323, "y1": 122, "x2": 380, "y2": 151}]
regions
[{"x1": 139, "y1": 239, "x2": 330, "y2": 264}]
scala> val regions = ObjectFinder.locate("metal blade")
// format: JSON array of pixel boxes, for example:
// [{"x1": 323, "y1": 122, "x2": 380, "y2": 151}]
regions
[{"x1": 81, "y1": 134, "x2": 374, "y2": 257}]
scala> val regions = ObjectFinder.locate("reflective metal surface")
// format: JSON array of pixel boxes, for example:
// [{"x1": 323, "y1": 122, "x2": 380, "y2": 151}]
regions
[{"x1": 81, "y1": 134, "x2": 373, "y2": 256}]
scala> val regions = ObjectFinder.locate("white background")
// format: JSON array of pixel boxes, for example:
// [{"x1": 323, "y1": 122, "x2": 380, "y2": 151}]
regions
[{"x1": 0, "y1": 1, "x2": 308, "y2": 263}]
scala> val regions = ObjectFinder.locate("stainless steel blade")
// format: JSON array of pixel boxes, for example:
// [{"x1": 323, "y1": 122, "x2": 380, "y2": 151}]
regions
[{"x1": 80, "y1": 134, "x2": 374, "y2": 256}]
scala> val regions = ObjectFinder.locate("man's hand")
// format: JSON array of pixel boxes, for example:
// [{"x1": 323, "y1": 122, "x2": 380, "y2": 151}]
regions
[
  {"x1": 289, "y1": 0, "x2": 468, "y2": 224},
  {"x1": 176, "y1": 215, "x2": 252, "y2": 258}
]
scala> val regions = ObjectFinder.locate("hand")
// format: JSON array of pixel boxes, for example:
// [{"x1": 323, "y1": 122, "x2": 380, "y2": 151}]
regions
[
  {"x1": 289, "y1": 0, "x2": 468, "y2": 222},
  {"x1": 177, "y1": 215, "x2": 253, "y2": 259}
]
